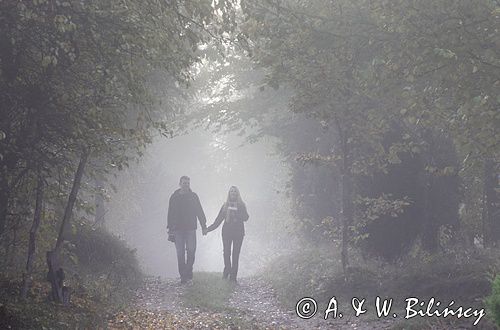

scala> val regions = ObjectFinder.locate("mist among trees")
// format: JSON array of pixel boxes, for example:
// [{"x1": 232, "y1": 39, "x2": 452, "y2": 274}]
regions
[{"x1": 0, "y1": 0, "x2": 499, "y2": 328}]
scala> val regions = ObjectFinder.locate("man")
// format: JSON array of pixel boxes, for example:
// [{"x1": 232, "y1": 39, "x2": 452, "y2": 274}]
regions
[{"x1": 167, "y1": 176, "x2": 207, "y2": 284}]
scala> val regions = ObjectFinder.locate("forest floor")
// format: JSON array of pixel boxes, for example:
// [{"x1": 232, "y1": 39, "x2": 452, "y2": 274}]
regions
[
  {"x1": 0, "y1": 271, "x2": 490, "y2": 329},
  {"x1": 107, "y1": 274, "x2": 401, "y2": 329}
]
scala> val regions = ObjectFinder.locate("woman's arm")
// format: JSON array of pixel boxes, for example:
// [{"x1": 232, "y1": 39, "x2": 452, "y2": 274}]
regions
[
  {"x1": 240, "y1": 203, "x2": 249, "y2": 222},
  {"x1": 207, "y1": 204, "x2": 225, "y2": 232}
]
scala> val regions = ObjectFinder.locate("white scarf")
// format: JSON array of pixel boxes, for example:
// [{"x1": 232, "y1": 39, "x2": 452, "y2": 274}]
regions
[{"x1": 225, "y1": 201, "x2": 239, "y2": 223}]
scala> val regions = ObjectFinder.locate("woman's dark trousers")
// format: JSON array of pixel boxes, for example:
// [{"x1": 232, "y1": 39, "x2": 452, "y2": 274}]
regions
[{"x1": 222, "y1": 234, "x2": 243, "y2": 280}]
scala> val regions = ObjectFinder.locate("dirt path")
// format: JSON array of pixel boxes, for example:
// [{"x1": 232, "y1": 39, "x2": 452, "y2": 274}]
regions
[
  {"x1": 227, "y1": 276, "x2": 396, "y2": 329},
  {"x1": 108, "y1": 275, "x2": 399, "y2": 329}
]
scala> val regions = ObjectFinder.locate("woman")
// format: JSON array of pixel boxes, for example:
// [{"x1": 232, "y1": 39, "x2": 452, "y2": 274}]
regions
[{"x1": 206, "y1": 186, "x2": 249, "y2": 282}]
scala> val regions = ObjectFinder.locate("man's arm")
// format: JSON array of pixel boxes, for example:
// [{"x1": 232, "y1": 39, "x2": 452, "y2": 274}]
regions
[
  {"x1": 194, "y1": 194, "x2": 207, "y2": 230},
  {"x1": 167, "y1": 194, "x2": 175, "y2": 231}
]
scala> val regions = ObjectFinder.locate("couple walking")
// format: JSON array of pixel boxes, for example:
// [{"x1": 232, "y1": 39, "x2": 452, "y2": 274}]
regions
[{"x1": 167, "y1": 176, "x2": 249, "y2": 284}]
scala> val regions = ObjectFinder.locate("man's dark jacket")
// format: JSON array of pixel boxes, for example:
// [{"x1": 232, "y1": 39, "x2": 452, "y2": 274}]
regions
[{"x1": 167, "y1": 189, "x2": 207, "y2": 231}]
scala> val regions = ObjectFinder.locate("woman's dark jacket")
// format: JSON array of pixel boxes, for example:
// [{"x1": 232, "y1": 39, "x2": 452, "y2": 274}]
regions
[{"x1": 207, "y1": 202, "x2": 249, "y2": 237}]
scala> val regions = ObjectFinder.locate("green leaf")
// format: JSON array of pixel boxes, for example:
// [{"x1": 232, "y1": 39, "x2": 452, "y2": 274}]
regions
[
  {"x1": 41, "y1": 56, "x2": 52, "y2": 67},
  {"x1": 472, "y1": 95, "x2": 483, "y2": 104},
  {"x1": 443, "y1": 166, "x2": 455, "y2": 176}
]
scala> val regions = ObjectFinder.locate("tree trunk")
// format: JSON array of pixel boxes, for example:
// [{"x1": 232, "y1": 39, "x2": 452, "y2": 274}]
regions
[
  {"x1": 340, "y1": 171, "x2": 353, "y2": 274},
  {"x1": 421, "y1": 171, "x2": 439, "y2": 252},
  {"x1": 7, "y1": 220, "x2": 20, "y2": 268},
  {"x1": 94, "y1": 178, "x2": 105, "y2": 227},
  {"x1": 0, "y1": 153, "x2": 25, "y2": 263},
  {"x1": 0, "y1": 182, "x2": 10, "y2": 268},
  {"x1": 420, "y1": 132, "x2": 439, "y2": 253},
  {"x1": 483, "y1": 159, "x2": 499, "y2": 247},
  {"x1": 339, "y1": 128, "x2": 352, "y2": 276},
  {"x1": 47, "y1": 149, "x2": 88, "y2": 304},
  {"x1": 54, "y1": 150, "x2": 88, "y2": 254},
  {"x1": 21, "y1": 169, "x2": 44, "y2": 299},
  {"x1": 0, "y1": 184, "x2": 8, "y2": 239}
]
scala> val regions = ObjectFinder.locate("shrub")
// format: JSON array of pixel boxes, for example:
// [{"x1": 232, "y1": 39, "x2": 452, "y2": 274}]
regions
[
  {"x1": 486, "y1": 275, "x2": 500, "y2": 327},
  {"x1": 68, "y1": 223, "x2": 142, "y2": 306},
  {"x1": 71, "y1": 224, "x2": 140, "y2": 275},
  {"x1": 263, "y1": 245, "x2": 499, "y2": 313}
]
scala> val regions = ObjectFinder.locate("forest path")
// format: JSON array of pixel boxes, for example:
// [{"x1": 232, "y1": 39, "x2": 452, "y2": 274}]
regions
[
  {"x1": 227, "y1": 276, "x2": 396, "y2": 329},
  {"x1": 108, "y1": 275, "x2": 396, "y2": 329}
]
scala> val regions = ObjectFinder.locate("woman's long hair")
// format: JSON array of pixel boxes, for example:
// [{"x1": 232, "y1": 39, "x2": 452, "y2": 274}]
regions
[{"x1": 225, "y1": 186, "x2": 245, "y2": 206}]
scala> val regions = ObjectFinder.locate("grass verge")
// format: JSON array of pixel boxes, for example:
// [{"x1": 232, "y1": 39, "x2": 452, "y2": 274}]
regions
[
  {"x1": 179, "y1": 272, "x2": 236, "y2": 312},
  {"x1": 179, "y1": 272, "x2": 259, "y2": 328}
]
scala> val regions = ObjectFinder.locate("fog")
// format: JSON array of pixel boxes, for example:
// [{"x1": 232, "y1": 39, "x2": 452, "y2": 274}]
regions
[
  {"x1": 1, "y1": 1, "x2": 496, "y2": 328},
  {"x1": 105, "y1": 128, "x2": 294, "y2": 278}
]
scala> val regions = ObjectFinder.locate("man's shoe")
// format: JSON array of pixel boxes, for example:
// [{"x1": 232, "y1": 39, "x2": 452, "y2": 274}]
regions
[{"x1": 180, "y1": 277, "x2": 188, "y2": 284}]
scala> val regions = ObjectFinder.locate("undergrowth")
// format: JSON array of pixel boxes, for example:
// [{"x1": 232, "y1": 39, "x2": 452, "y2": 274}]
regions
[
  {"x1": 0, "y1": 223, "x2": 142, "y2": 329},
  {"x1": 486, "y1": 275, "x2": 500, "y2": 328},
  {"x1": 261, "y1": 245, "x2": 500, "y2": 328}
]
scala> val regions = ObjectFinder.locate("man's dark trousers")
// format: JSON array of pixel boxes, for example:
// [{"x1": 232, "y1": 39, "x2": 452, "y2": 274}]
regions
[{"x1": 174, "y1": 230, "x2": 196, "y2": 281}]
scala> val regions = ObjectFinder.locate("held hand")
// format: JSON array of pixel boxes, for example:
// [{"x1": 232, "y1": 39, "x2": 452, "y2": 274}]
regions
[{"x1": 168, "y1": 232, "x2": 175, "y2": 242}]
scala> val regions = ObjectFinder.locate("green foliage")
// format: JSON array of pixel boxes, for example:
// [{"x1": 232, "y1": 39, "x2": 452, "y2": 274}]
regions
[
  {"x1": 238, "y1": 0, "x2": 499, "y2": 256},
  {"x1": 264, "y1": 245, "x2": 497, "y2": 311},
  {"x1": 261, "y1": 247, "x2": 344, "y2": 308},
  {"x1": 0, "y1": 282, "x2": 109, "y2": 329},
  {"x1": 486, "y1": 275, "x2": 500, "y2": 327},
  {"x1": 0, "y1": 220, "x2": 144, "y2": 328},
  {"x1": 393, "y1": 248, "x2": 496, "y2": 302},
  {"x1": 355, "y1": 193, "x2": 411, "y2": 223},
  {"x1": 0, "y1": 0, "x2": 240, "y2": 317},
  {"x1": 0, "y1": 0, "x2": 239, "y2": 241},
  {"x1": 70, "y1": 224, "x2": 140, "y2": 277},
  {"x1": 68, "y1": 223, "x2": 142, "y2": 306}
]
